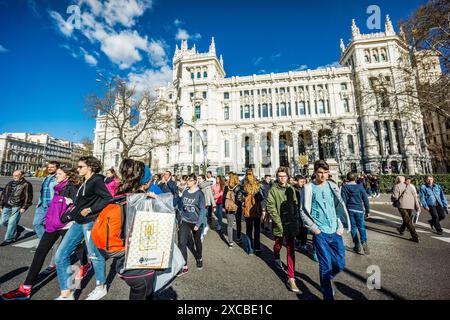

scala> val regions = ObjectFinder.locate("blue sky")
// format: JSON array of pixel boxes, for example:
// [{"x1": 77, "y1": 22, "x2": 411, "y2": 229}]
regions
[{"x1": 0, "y1": 0, "x2": 427, "y2": 142}]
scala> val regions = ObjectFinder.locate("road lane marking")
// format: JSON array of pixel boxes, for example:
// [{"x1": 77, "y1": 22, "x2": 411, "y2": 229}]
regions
[
  {"x1": 370, "y1": 210, "x2": 450, "y2": 234},
  {"x1": 12, "y1": 238, "x2": 40, "y2": 249},
  {"x1": 431, "y1": 237, "x2": 450, "y2": 243}
]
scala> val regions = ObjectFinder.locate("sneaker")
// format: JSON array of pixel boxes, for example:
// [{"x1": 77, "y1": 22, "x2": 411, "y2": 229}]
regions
[
  {"x1": 1, "y1": 285, "x2": 31, "y2": 300},
  {"x1": 353, "y1": 246, "x2": 362, "y2": 254},
  {"x1": 203, "y1": 225, "x2": 209, "y2": 236},
  {"x1": 236, "y1": 237, "x2": 242, "y2": 244},
  {"x1": 75, "y1": 262, "x2": 92, "y2": 280},
  {"x1": 436, "y1": 230, "x2": 444, "y2": 236},
  {"x1": 55, "y1": 293, "x2": 74, "y2": 300},
  {"x1": 410, "y1": 237, "x2": 419, "y2": 243},
  {"x1": 274, "y1": 259, "x2": 283, "y2": 269},
  {"x1": 85, "y1": 285, "x2": 107, "y2": 300},
  {"x1": 396, "y1": 227, "x2": 404, "y2": 235},
  {"x1": 177, "y1": 266, "x2": 189, "y2": 276},
  {"x1": 42, "y1": 265, "x2": 57, "y2": 275},
  {"x1": 248, "y1": 252, "x2": 254, "y2": 256},
  {"x1": 196, "y1": 259, "x2": 203, "y2": 270},
  {"x1": 362, "y1": 242, "x2": 370, "y2": 255},
  {"x1": 254, "y1": 249, "x2": 262, "y2": 254},
  {"x1": 0, "y1": 240, "x2": 14, "y2": 247},
  {"x1": 287, "y1": 278, "x2": 300, "y2": 293},
  {"x1": 228, "y1": 243, "x2": 234, "y2": 249}
]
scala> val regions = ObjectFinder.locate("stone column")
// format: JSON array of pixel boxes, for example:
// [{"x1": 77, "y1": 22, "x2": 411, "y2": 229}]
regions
[
  {"x1": 272, "y1": 129, "x2": 280, "y2": 172},
  {"x1": 234, "y1": 131, "x2": 241, "y2": 172},
  {"x1": 292, "y1": 130, "x2": 299, "y2": 174},
  {"x1": 254, "y1": 132, "x2": 262, "y2": 178},
  {"x1": 311, "y1": 129, "x2": 320, "y2": 162}
]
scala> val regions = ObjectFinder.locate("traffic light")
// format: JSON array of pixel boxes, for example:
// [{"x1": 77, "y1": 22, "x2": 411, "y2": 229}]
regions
[{"x1": 176, "y1": 114, "x2": 184, "y2": 128}]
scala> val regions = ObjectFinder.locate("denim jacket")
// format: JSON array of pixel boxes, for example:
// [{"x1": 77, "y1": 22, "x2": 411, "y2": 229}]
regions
[
  {"x1": 300, "y1": 181, "x2": 351, "y2": 234},
  {"x1": 419, "y1": 184, "x2": 448, "y2": 209}
]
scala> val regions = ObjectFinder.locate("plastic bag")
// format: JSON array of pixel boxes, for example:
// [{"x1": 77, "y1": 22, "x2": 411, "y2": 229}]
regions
[
  {"x1": 154, "y1": 243, "x2": 185, "y2": 293},
  {"x1": 124, "y1": 192, "x2": 177, "y2": 270}
]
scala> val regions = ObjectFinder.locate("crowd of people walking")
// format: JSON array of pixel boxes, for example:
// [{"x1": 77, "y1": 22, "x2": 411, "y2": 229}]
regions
[{"x1": 0, "y1": 156, "x2": 448, "y2": 300}]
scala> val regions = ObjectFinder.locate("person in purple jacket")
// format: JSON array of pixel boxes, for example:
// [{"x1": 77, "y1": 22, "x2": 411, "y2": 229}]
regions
[{"x1": 1, "y1": 167, "x2": 87, "y2": 300}]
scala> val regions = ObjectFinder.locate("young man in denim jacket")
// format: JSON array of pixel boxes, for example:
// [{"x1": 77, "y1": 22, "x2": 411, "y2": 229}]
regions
[{"x1": 300, "y1": 160, "x2": 351, "y2": 300}]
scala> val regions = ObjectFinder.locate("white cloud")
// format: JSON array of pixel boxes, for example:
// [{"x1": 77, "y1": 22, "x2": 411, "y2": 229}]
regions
[
  {"x1": 100, "y1": 30, "x2": 148, "y2": 69},
  {"x1": 81, "y1": 47, "x2": 98, "y2": 66},
  {"x1": 174, "y1": 19, "x2": 182, "y2": 26},
  {"x1": 253, "y1": 57, "x2": 263, "y2": 65},
  {"x1": 127, "y1": 65, "x2": 172, "y2": 94},
  {"x1": 79, "y1": 0, "x2": 153, "y2": 27},
  {"x1": 0, "y1": 44, "x2": 7, "y2": 52},
  {"x1": 148, "y1": 40, "x2": 168, "y2": 67},
  {"x1": 175, "y1": 28, "x2": 201, "y2": 41},
  {"x1": 49, "y1": 0, "x2": 167, "y2": 70},
  {"x1": 49, "y1": 10, "x2": 75, "y2": 37},
  {"x1": 271, "y1": 53, "x2": 281, "y2": 60},
  {"x1": 293, "y1": 64, "x2": 308, "y2": 71},
  {"x1": 316, "y1": 61, "x2": 341, "y2": 69}
]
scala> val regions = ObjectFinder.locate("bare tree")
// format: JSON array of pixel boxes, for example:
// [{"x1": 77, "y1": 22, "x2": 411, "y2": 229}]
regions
[
  {"x1": 85, "y1": 76, "x2": 175, "y2": 160},
  {"x1": 80, "y1": 137, "x2": 94, "y2": 156}
]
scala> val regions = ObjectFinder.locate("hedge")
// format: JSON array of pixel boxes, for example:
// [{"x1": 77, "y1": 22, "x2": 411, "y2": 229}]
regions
[{"x1": 374, "y1": 174, "x2": 450, "y2": 194}]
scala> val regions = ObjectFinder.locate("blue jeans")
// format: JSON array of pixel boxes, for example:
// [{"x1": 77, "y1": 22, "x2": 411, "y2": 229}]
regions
[
  {"x1": 313, "y1": 232, "x2": 346, "y2": 301},
  {"x1": 202, "y1": 208, "x2": 207, "y2": 230},
  {"x1": 245, "y1": 217, "x2": 261, "y2": 254},
  {"x1": 215, "y1": 204, "x2": 223, "y2": 229},
  {"x1": 33, "y1": 205, "x2": 48, "y2": 240},
  {"x1": 55, "y1": 221, "x2": 106, "y2": 291},
  {"x1": 349, "y1": 211, "x2": 367, "y2": 248},
  {"x1": 1, "y1": 207, "x2": 21, "y2": 242}
]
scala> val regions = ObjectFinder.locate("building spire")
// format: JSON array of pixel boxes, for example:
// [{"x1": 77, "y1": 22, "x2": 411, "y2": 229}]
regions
[
  {"x1": 209, "y1": 37, "x2": 216, "y2": 55},
  {"x1": 351, "y1": 19, "x2": 360, "y2": 39},
  {"x1": 219, "y1": 54, "x2": 224, "y2": 67},
  {"x1": 385, "y1": 15, "x2": 395, "y2": 35},
  {"x1": 340, "y1": 38, "x2": 345, "y2": 53},
  {"x1": 181, "y1": 39, "x2": 188, "y2": 51}
]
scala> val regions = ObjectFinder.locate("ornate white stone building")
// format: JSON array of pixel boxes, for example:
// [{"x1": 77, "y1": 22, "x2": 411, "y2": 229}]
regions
[{"x1": 94, "y1": 16, "x2": 432, "y2": 177}]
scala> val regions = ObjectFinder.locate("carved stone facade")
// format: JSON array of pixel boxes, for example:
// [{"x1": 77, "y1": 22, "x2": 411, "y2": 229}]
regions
[{"x1": 95, "y1": 16, "x2": 433, "y2": 177}]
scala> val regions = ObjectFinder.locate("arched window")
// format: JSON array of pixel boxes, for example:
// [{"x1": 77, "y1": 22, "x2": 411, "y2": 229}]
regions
[
  {"x1": 224, "y1": 106, "x2": 229, "y2": 120},
  {"x1": 203, "y1": 71, "x2": 207, "y2": 78},
  {"x1": 191, "y1": 73, "x2": 194, "y2": 79},
  {"x1": 380, "y1": 53, "x2": 386, "y2": 61},
  {"x1": 194, "y1": 104, "x2": 201, "y2": 120},
  {"x1": 318, "y1": 100, "x2": 325, "y2": 114},
  {"x1": 280, "y1": 103, "x2": 287, "y2": 116},
  {"x1": 347, "y1": 135, "x2": 355, "y2": 154},
  {"x1": 244, "y1": 105, "x2": 250, "y2": 119},
  {"x1": 372, "y1": 51, "x2": 379, "y2": 62},
  {"x1": 197, "y1": 72, "x2": 201, "y2": 78},
  {"x1": 343, "y1": 99, "x2": 350, "y2": 112},
  {"x1": 299, "y1": 101, "x2": 306, "y2": 115},
  {"x1": 261, "y1": 104, "x2": 269, "y2": 117}
]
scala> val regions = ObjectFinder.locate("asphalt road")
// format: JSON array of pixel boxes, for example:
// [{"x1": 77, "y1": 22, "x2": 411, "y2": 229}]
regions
[{"x1": 0, "y1": 177, "x2": 449, "y2": 300}]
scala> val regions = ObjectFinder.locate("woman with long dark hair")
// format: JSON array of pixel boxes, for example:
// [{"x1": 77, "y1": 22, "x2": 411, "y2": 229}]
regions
[
  {"x1": 113, "y1": 158, "x2": 158, "y2": 300},
  {"x1": 105, "y1": 168, "x2": 121, "y2": 197}
]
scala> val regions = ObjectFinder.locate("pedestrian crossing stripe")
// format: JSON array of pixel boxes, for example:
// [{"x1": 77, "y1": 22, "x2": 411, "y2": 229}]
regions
[
  {"x1": 431, "y1": 237, "x2": 450, "y2": 243},
  {"x1": 12, "y1": 238, "x2": 40, "y2": 249},
  {"x1": 370, "y1": 210, "x2": 450, "y2": 234}
]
